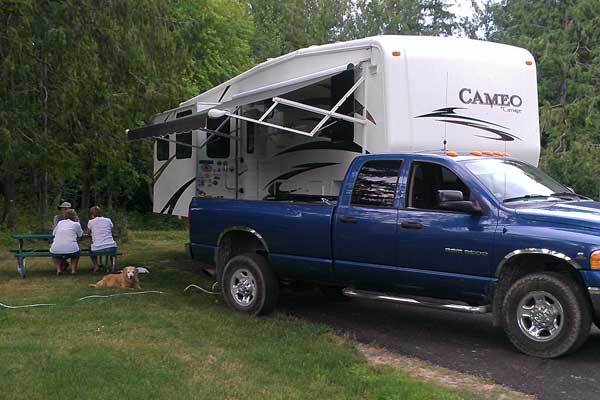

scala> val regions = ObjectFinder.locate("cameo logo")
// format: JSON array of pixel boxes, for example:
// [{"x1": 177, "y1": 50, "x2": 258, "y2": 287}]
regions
[{"x1": 459, "y1": 88, "x2": 523, "y2": 108}]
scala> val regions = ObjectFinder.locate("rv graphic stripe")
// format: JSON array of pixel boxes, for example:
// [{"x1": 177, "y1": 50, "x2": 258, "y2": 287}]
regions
[
  {"x1": 275, "y1": 141, "x2": 362, "y2": 157},
  {"x1": 416, "y1": 107, "x2": 509, "y2": 129},
  {"x1": 438, "y1": 119, "x2": 522, "y2": 141},
  {"x1": 160, "y1": 177, "x2": 195, "y2": 215},
  {"x1": 416, "y1": 107, "x2": 522, "y2": 142},
  {"x1": 153, "y1": 154, "x2": 176, "y2": 182}
]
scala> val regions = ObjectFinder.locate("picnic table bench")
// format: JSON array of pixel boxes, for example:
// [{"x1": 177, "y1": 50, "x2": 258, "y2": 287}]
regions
[{"x1": 11, "y1": 233, "x2": 122, "y2": 278}]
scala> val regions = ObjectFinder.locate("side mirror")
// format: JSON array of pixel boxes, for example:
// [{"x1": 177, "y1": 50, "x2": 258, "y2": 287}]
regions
[{"x1": 437, "y1": 190, "x2": 482, "y2": 214}]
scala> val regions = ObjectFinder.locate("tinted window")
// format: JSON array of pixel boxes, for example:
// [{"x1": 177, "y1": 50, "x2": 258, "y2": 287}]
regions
[
  {"x1": 207, "y1": 117, "x2": 230, "y2": 159},
  {"x1": 246, "y1": 123, "x2": 255, "y2": 154},
  {"x1": 351, "y1": 160, "x2": 403, "y2": 207},
  {"x1": 175, "y1": 132, "x2": 192, "y2": 159},
  {"x1": 156, "y1": 136, "x2": 169, "y2": 161},
  {"x1": 408, "y1": 162, "x2": 471, "y2": 210}
]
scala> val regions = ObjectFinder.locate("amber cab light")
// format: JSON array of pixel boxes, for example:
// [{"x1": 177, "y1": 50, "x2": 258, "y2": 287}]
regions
[
  {"x1": 526, "y1": 60, "x2": 533, "y2": 65},
  {"x1": 591, "y1": 251, "x2": 600, "y2": 270},
  {"x1": 470, "y1": 151, "x2": 482, "y2": 156},
  {"x1": 446, "y1": 151, "x2": 458, "y2": 157},
  {"x1": 392, "y1": 51, "x2": 401, "y2": 56},
  {"x1": 482, "y1": 151, "x2": 494, "y2": 156}
]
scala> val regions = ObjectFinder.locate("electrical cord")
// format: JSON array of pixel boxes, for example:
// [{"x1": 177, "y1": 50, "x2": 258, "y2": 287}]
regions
[
  {"x1": 1, "y1": 282, "x2": 218, "y2": 310},
  {"x1": 183, "y1": 282, "x2": 220, "y2": 295}
]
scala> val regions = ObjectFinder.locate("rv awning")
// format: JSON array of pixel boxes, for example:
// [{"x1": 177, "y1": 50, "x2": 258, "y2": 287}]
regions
[{"x1": 126, "y1": 62, "x2": 357, "y2": 141}]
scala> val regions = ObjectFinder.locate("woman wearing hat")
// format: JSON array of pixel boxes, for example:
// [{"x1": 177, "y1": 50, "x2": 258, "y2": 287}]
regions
[{"x1": 50, "y1": 209, "x2": 83, "y2": 275}]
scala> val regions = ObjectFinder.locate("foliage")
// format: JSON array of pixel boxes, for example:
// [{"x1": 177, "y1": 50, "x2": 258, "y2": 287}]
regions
[
  {"x1": 0, "y1": 0, "x2": 253, "y2": 230},
  {"x1": 465, "y1": 0, "x2": 600, "y2": 198}
]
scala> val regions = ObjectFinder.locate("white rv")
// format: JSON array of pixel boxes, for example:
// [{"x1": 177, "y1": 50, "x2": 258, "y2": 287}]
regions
[{"x1": 127, "y1": 35, "x2": 540, "y2": 216}]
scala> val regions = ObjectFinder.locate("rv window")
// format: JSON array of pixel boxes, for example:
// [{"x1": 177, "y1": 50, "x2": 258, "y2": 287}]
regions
[
  {"x1": 351, "y1": 160, "x2": 403, "y2": 208},
  {"x1": 156, "y1": 136, "x2": 169, "y2": 161},
  {"x1": 207, "y1": 117, "x2": 230, "y2": 159},
  {"x1": 407, "y1": 162, "x2": 471, "y2": 210},
  {"x1": 246, "y1": 123, "x2": 255, "y2": 154},
  {"x1": 175, "y1": 132, "x2": 192, "y2": 159}
]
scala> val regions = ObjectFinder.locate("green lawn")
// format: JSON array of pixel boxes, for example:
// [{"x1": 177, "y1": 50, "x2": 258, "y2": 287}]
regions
[{"x1": 0, "y1": 230, "x2": 474, "y2": 400}]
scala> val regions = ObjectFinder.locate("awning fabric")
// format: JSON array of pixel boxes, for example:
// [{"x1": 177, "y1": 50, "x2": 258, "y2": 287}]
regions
[{"x1": 127, "y1": 63, "x2": 356, "y2": 141}]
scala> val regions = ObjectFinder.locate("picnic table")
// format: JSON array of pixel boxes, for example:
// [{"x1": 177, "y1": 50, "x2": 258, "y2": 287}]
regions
[{"x1": 10, "y1": 233, "x2": 122, "y2": 278}]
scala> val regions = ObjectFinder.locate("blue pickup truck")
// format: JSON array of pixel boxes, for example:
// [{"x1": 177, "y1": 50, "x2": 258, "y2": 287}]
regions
[{"x1": 189, "y1": 152, "x2": 600, "y2": 358}]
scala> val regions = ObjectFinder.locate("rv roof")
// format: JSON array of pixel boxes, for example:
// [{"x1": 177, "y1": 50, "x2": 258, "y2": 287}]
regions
[{"x1": 179, "y1": 35, "x2": 533, "y2": 109}]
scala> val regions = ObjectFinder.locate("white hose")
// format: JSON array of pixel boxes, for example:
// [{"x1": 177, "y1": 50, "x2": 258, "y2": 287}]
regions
[
  {"x1": 78, "y1": 291, "x2": 164, "y2": 301},
  {"x1": 2, "y1": 283, "x2": 215, "y2": 310},
  {"x1": 183, "y1": 283, "x2": 220, "y2": 295},
  {"x1": 0, "y1": 302, "x2": 56, "y2": 309}
]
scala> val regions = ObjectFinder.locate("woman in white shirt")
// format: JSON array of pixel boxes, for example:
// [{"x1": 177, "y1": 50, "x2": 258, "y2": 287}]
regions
[
  {"x1": 86, "y1": 206, "x2": 118, "y2": 273},
  {"x1": 50, "y1": 209, "x2": 83, "y2": 275}
]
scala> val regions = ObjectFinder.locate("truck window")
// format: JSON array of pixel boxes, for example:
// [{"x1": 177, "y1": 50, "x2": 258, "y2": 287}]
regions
[
  {"x1": 175, "y1": 132, "x2": 192, "y2": 159},
  {"x1": 351, "y1": 160, "x2": 403, "y2": 208},
  {"x1": 207, "y1": 117, "x2": 230, "y2": 159},
  {"x1": 156, "y1": 136, "x2": 169, "y2": 161},
  {"x1": 407, "y1": 162, "x2": 471, "y2": 210}
]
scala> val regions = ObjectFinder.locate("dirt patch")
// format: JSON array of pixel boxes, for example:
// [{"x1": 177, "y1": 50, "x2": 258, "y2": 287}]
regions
[{"x1": 357, "y1": 343, "x2": 535, "y2": 400}]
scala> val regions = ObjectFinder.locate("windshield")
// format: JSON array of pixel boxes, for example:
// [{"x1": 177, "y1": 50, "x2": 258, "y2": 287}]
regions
[{"x1": 462, "y1": 158, "x2": 570, "y2": 203}]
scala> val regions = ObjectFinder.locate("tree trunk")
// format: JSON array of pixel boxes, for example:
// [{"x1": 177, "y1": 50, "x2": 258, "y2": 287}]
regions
[
  {"x1": 80, "y1": 159, "x2": 92, "y2": 226},
  {"x1": 1, "y1": 171, "x2": 16, "y2": 230},
  {"x1": 40, "y1": 170, "x2": 48, "y2": 231}
]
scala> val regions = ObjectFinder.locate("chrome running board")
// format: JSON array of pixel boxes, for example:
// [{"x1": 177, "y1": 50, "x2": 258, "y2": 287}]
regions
[{"x1": 342, "y1": 288, "x2": 491, "y2": 314}]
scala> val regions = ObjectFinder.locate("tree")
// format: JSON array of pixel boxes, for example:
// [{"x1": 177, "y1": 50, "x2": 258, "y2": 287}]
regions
[
  {"x1": 485, "y1": 0, "x2": 600, "y2": 199},
  {"x1": 345, "y1": 0, "x2": 457, "y2": 39}
]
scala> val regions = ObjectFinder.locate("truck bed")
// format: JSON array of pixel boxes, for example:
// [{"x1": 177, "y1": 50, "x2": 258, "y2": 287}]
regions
[{"x1": 189, "y1": 198, "x2": 336, "y2": 281}]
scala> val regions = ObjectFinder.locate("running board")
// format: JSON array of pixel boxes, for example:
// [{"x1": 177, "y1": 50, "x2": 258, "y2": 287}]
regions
[{"x1": 342, "y1": 288, "x2": 491, "y2": 314}]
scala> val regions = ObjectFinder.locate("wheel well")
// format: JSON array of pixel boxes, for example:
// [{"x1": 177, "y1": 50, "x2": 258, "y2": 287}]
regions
[
  {"x1": 215, "y1": 230, "x2": 268, "y2": 282},
  {"x1": 492, "y1": 254, "x2": 586, "y2": 326}
]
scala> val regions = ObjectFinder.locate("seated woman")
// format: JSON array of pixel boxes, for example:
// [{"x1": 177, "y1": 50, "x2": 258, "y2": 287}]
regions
[
  {"x1": 50, "y1": 209, "x2": 83, "y2": 275},
  {"x1": 86, "y1": 206, "x2": 117, "y2": 273}
]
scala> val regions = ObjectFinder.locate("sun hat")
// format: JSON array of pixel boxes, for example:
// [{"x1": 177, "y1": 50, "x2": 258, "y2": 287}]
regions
[{"x1": 58, "y1": 201, "x2": 72, "y2": 209}]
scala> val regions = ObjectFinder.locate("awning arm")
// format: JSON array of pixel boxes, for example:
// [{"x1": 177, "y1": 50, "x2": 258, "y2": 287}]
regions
[
  {"x1": 308, "y1": 75, "x2": 365, "y2": 135},
  {"x1": 212, "y1": 75, "x2": 367, "y2": 138}
]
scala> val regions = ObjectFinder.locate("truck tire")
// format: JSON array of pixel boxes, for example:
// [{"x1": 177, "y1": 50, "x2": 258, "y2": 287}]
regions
[
  {"x1": 502, "y1": 272, "x2": 591, "y2": 358},
  {"x1": 222, "y1": 253, "x2": 279, "y2": 316}
]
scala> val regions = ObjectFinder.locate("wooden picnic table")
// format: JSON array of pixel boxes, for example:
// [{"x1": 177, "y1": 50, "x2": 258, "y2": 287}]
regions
[{"x1": 10, "y1": 233, "x2": 121, "y2": 278}]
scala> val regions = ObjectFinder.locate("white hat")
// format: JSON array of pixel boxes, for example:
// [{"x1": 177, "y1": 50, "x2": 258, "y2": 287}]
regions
[{"x1": 58, "y1": 201, "x2": 72, "y2": 209}]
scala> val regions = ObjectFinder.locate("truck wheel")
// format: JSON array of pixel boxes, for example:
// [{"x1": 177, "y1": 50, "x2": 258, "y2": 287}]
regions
[
  {"x1": 222, "y1": 253, "x2": 279, "y2": 316},
  {"x1": 502, "y1": 272, "x2": 591, "y2": 358}
]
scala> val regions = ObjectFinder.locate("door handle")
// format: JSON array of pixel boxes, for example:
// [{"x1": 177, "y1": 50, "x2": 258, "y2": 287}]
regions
[
  {"x1": 339, "y1": 215, "x2": 358, "y2": 224},
  {"x1": 401, "y1": 221, "x2": 422, "y2": 229}
]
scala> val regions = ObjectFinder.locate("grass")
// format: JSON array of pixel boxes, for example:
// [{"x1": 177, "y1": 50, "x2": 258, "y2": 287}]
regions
[{"x1": 0, "y1": 230, "x2": 475, "y2": 400}]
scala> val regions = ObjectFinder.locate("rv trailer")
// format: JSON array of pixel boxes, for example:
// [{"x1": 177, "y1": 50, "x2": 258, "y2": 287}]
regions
[{"x1": 127, "y1": 35, "x2": 541, "y2": 217}]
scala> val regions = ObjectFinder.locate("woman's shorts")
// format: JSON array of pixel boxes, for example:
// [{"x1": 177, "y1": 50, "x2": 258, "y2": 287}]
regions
[
  {"x1": 51, "y1": 252, "x2": 80, "y2": 261},
  {"x1": 89, "y1": 247, "x2": 118, "y2": 256}
]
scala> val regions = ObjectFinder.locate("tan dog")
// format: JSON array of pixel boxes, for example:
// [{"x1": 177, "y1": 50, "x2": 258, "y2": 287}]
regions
[{"x1": 89, "y1": 266, "x2": 141, "y2": 289}]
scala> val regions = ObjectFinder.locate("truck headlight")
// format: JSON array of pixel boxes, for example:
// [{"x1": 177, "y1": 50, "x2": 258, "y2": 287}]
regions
[{"x1": 592, "y1": 251, "x2": 600, "y2": 269}]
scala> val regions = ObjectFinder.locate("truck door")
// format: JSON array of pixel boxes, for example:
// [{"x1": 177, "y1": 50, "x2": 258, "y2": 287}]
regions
[
  {"x1": 396, "y1": 160, "x2": 497, "y2": 301},
  {"x1": 333, "y1": 159, "x2": 403, "y2": 287}
]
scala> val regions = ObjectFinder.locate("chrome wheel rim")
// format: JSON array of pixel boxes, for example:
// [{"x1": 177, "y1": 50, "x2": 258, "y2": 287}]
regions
[
  {"x1": 517, "y1": 291, "x2": 564, "y2": 342},
  {"x1": 230, "y1": 268, "x2": 257, "y2": 307}
]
